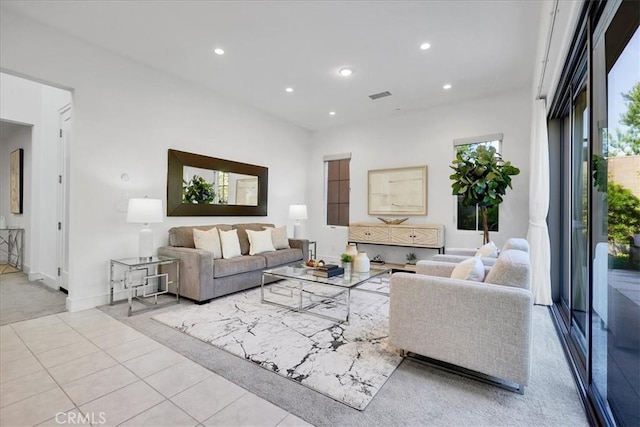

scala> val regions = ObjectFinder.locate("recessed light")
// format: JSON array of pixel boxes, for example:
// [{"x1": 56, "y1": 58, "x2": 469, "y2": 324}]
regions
[
  {"x1": 420, "y1": 42, "x2": 431, "y2": 50},
  {"x1": 329, "y1": 111, "x2": 336, "y2": 116},
  {"x1": 285, "y1": 87, "x2": 294, "y2": 93},
  {"x1": 443, "y1": 84, "x2": 452, "y2": 90},
  {"x1": 338, "y1": 68, "x2": 353, "y2": 77},
  {"x1": 213, "y1": 48, "x2": 225, "y2": 55}
]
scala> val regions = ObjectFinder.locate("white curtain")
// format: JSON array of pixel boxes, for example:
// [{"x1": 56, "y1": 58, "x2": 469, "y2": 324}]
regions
[{"x1": 527, "y1": 98, "x2": 553, "y2": 306}]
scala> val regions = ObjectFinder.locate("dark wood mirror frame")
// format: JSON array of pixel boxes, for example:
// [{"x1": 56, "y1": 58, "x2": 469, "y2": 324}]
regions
[{"x1": 167, "y1": 149, "x2": 268, "y2": 216}]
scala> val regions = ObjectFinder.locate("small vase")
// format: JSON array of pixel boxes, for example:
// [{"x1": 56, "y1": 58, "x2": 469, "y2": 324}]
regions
[
  {"x1": 345, "y1": 243, "x2": 358, "y2": 258},
  {"x1": 354, "y1": 251, "x2": 370, "y2": 273},
  {"x1": 342, "y1": 262, "x2": 352, "y2": 277}
]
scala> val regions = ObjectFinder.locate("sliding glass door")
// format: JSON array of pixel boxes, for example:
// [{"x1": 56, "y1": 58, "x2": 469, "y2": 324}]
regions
[
  {"x1": 550, "y1": 2, "x2": 639, "y2": 426},
  {"x1": 591, "y1": 5, "x2": 639, "y2": 425}
]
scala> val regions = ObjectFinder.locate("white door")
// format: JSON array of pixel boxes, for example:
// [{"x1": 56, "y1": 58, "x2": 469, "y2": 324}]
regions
[{"x1": 57, "y1": 106, "x2": 71, "y2": 291}]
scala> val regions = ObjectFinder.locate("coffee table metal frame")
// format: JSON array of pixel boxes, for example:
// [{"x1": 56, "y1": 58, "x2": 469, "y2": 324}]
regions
[{"x1": 261, "y1": 264, "x2": 391, "y2": 324}]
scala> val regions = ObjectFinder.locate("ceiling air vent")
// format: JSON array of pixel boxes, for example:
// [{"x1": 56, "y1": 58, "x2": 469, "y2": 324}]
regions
[{"x1": 369, "y1": 91, "x2": 392, "y2": 100}]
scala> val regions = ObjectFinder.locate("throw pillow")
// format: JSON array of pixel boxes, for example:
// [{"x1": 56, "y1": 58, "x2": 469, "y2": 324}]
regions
[
  {"x1": 246, "y1": 229, "x2": 276, "y2": 255},
  {"x1": 450, "y1": 257, "x2": 485, "y2": 282},
  {"x1": 475, "y1": 241, "x2": 499, "y2": 258},
  {"x1": 193, "y1": 227, "x2": 222, "y2": 259},
  {"x1": 219, "y1": 229, "x2": 242, "y2": 259},
  {"x1": 264, "y1": 226, "x2": 290, "y2": 249}
]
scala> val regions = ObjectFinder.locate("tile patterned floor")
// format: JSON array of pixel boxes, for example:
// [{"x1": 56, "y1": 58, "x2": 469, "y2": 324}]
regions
[{"x1": 0, "y1": 309, "x2": 312, "y2": 427}]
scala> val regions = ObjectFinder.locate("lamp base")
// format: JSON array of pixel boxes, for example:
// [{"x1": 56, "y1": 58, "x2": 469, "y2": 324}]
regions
[
  {"x1": 293, "y1": 222, "x2": 302, "y2": 239},
  {"x1": 139, "y1": 226, "x2": 154, "y2": 260}
]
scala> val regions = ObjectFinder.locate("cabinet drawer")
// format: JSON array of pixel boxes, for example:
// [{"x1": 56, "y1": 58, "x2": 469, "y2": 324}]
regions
[{"x1": 349, "y1": 226, "x2": 388, "y2": 243}]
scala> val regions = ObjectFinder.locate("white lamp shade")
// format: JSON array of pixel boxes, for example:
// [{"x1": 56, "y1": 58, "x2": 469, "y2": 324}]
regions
[
  {"x1": 289, "y1": 204, "x2": 308, "y2": 220},
  {"x1": 126, "y1": 198, "x2": 163, "y2": 224}
]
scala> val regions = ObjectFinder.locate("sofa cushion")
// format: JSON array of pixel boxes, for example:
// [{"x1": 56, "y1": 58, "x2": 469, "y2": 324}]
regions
[
  {"x1": 220, "y1": 229, "x2": 242, "y2": 259},
  {"x1": 213, "y1": 255, "x2": 266, "y2": 278},
  {"x1": 264, "y1": 225, "x2": 290, "y2": 249},
  {"x1": 247, "y1": 229, "x2": 276, "y2": 255},
  {"x1": 450, "y1": 257, "x2": 485, "y2": 282},
  {"x1": 475, "y1": 241, "x2": 498, "y2": 258},
  {"x1": 193, "y1": 227, "x2": 222, "y2": 259},
  {"x1": 260, "y1": 248, "x2": 303, "y2": 268},
  {"x1": 168, "y1": 224, "x2": 232, "y2": 248},
  {"x1": 233, "y1": 223, "x2": 275, "y2": 255},
  {"x1": 484, "y1": 249, "x2": 531, "y2": 290}
]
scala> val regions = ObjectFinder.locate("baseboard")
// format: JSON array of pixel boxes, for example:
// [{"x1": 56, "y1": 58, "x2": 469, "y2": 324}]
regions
[
  {"x1": 66, "y1": 293, "x2": 110, "y2": 313},
  {"x1": 41, "y1": 274, "x2": 60, "y2": 291}
]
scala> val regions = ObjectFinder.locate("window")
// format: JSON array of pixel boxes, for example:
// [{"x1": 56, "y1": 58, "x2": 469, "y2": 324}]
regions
[
  {"x1": 325, "y1": 154, "x2": 350, "y2": 226},
  {"x1": 214, "y1": 171, "x2": 229, "y2": 204},
  {"x1": 453, "y1": 135, "x2": 502, "y2": 232}
]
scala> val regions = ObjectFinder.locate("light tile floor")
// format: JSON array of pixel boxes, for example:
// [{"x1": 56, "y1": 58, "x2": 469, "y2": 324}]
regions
[{"x1": 0, "y1": 309, "x2": 312, "y2": 427}]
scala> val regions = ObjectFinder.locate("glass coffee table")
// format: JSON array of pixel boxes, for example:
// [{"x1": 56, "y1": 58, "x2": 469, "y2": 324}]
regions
[{"x1": 261, "y1": 264, "x2": 391, "y2": 324}]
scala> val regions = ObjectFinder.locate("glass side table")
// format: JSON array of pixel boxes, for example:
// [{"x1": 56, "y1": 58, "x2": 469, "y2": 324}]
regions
[
  {"x1": 109, "y1": 256, "x2": 180, "y2": 316},
  {"x1": 0, "y1": 227, "x2": 24, "y2": 273}
]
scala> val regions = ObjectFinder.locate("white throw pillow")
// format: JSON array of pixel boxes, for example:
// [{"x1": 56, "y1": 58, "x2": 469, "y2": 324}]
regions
[
  {"x1": 475, "y1": 241, "x2": 499, "y2": 258},
  {"x1": 450, "y1": 257, "x2": 485, "y2": 282},
  {"x1": 246, "y1": 229, "x2": 276, "y2": 255},
  {"x1": 193, "y1": 227, "x2": 222, "y2": 259},
  {"x1": 264, "y1": 226, "x2": 290, "y2": 249},
  {"x1": 219, "y1": 229, "x2": 242, "y2": 259}
]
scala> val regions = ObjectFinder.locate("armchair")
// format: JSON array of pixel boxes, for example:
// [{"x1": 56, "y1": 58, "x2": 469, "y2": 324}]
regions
[{"x1": 389, "y1": 249, "x2": 533, "y2": 393}]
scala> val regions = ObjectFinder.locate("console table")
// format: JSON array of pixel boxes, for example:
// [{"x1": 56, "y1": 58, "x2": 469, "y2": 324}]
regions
[
  {"x1": 348, "y1": 223, "x2": 445, "y2": 254},
  {"x1": 0, "y1": 227, "x2": 24, "y2": 273}
]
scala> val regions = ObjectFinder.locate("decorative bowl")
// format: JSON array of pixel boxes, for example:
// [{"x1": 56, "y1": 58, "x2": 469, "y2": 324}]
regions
[{"x1": 377, "y1": 217, "x2": 409, "y2": 225}]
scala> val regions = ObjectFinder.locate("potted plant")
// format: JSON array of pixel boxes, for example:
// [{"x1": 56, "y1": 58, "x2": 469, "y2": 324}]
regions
[
  {"x1": 406, "y1": 252, "x2": 417, "y2": 265},
  {"x1": 340, "y1": 253, "x2": 353, "y2": 273},
  {"x1": 450, "y1": 145, "x2": 520, "y2": 244}
]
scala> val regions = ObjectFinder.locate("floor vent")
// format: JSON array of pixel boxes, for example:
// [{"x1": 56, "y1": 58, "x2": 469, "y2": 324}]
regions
[{"x1": 369, "y1": 91, "x2": 392, "y2": 100}]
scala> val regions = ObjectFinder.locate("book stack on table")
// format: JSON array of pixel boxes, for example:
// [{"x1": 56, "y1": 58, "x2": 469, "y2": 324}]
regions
[{"x1": 312, "y1": 264, "x2": 344, "y2": 278}]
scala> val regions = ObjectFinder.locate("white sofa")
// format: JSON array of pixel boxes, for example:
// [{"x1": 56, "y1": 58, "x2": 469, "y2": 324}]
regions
[
  {"x1": 389, "y1": 249, "x2": 533, "y2": 393},
  {"x1": 433, "y1": 237, "x2": 530, "y2": 266}
]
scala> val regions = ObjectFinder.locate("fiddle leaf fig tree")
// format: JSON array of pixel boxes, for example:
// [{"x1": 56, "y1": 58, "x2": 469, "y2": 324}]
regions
[{"x1": 449, "y1": 145, "x2": 520, "y2": 244}]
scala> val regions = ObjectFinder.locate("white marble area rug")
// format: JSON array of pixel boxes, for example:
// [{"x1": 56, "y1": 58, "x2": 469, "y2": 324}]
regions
[{"x1": 152, "y1": 280, "x2": 402, "y2": 410}]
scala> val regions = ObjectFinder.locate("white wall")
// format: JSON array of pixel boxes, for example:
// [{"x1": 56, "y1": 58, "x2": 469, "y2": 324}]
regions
[
  {"x1": 0, "y1": 10, "x2": 311, "y2": 311},
  {"x1": 308, "y1": 89, "x2": 532, "y2": 263},
  {"x1": 0, "y1": 74, "x2": 71, "y2": 282},
  {"x1": 0, "y1": 123, "x2": 32, "y2": 266}
]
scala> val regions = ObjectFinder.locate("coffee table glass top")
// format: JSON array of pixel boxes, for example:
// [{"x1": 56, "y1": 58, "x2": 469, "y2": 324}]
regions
[{"x1": 263, "y1": 264, "x2": 390, "y2": 288}]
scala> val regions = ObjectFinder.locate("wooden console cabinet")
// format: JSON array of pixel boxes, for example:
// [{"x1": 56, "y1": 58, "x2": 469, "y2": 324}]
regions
[{"x1": 348, "y1": 223, "x2": 445, "y2": 253}]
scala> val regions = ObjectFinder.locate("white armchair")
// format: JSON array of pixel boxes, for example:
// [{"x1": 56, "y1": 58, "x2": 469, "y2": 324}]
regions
[{"x1": 389, "y1": 249, "x2": 533, "y2": 393}]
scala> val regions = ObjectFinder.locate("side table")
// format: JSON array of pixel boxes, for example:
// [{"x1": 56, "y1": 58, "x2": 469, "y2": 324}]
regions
[
  {"x1": 0, "y1": 227, "x2": 24, "y2": 273},
  {"x1": 109, "y1": 256, "x2": 180, "y2": 316}
]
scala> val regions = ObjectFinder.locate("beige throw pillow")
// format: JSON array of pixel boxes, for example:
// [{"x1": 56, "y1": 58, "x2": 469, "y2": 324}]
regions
[
  {"x1": 475, "y1": 241, "x2": 499, "y2": 258},
  {"x1": 450, "y1": 257, "x2": 485, "y2": 282},
  {"x1": 265, "y1": 226, "x2": 290, "y2": 249},
  {"x1": 219, "y1": 229, "x2": 242, "y2": 259},
  {"x1": 193, "y1": 227, "x2": 222, "y2": 259},
  {"x1": 247, "y1": 229, "x2": 276, "y2": 255}
]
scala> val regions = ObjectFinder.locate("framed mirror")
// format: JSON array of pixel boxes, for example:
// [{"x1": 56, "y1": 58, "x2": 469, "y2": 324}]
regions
[{"x1": 167, "y1": 149, "x2": 268, "y2": 216}]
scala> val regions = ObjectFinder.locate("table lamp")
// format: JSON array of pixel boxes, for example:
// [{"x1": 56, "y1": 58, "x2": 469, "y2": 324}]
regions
[
  {"x1": 127, "y1": 198, "x2": 163, "y2": 260},
  {"x1": 289, "y1": 204, "x2": 307, "y2": 239}
]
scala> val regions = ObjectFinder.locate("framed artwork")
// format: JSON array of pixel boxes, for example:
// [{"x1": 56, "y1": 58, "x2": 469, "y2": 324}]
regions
[
  {"x1": 10, "y1": 148, "x2": 23, "y2": 214},
  {"x1": 368, "y1": 165, "x2": 427, "y2": 215}
]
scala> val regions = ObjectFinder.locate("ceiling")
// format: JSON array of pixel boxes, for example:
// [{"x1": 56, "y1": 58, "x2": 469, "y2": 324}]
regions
[{"x1": 1, "y1": 1, "x2": 542, "y2": 131}]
